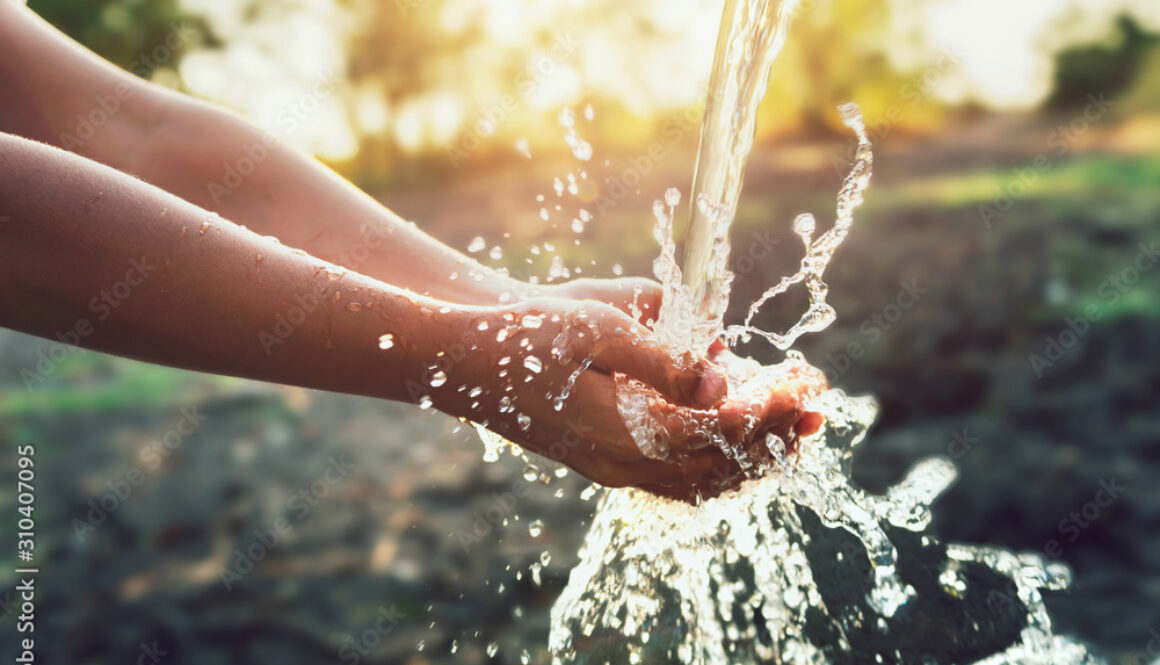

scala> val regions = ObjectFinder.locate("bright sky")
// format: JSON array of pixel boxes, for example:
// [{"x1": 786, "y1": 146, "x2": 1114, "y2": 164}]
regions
[
  {"x1": 174, "y1": 0, "x2": 1160, "y2": 160},
  {"x1": 886, "y1": 0, "x2": 1160, "y2": 109}
]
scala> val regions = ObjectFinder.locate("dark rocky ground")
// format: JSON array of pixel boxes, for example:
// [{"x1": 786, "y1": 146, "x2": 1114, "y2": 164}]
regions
[{"x1": 1, "y1": 112, "x2": 1158, "y2": 664}]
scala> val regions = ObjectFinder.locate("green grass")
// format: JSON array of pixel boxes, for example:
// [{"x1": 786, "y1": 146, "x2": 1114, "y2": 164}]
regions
[
  {"x1": 0, "y1": 353, "x2": 246, "y2": 419},
  {"x1": 864, "y1": 154, "x2": 1160, "y2": 214}
]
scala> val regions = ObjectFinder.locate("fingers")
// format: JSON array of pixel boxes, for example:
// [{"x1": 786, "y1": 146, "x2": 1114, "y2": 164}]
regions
[
  {"x1": 651, "y1": 399, "x2": 717, "y2": 452},
  {"x1": 554, "y1": 277, "x2": 663, "y2": 326},
  {"x1": 635, "y1": 450, "x2": 743, "y2": 503},
  {"x1": 594, "y1": 448, "x2": 742, "y2": 503},
  {"x1": 718, "y1": 389, "x2": 799, "y2": 443},
  {"x1": 587, "y1": 314, "x2": 727, "y2": 408}
]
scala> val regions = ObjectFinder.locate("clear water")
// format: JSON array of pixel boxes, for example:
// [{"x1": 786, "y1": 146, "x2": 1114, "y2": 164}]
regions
[{"x1": 542, "y1": 0, "x2": 1104, "y2": 663}]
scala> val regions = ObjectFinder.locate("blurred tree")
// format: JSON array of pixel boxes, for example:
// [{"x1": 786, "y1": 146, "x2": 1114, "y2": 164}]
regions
[
  {"x1": 28, "y1": 0, "x2": 205, "y2": 79},
  {"x1": 1048, "y1": 15, "x2": 1160, "y2": 111}
]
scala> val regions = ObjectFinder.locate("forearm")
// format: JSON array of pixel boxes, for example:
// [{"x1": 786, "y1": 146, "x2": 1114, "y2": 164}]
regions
[
  {"x1": 0, "y1": 2, "x2": 524, "y2": 305},
  {"x1": 125, "y1": 95, "x2": 528, "y2": 305},
  {"x1": 0, "y1": 132, "x2": 468, "y2": 402}
]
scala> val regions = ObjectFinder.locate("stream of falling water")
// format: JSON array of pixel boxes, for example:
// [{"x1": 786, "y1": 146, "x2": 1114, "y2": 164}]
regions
[{"x1": 541, "y1": 0, "x2": 1104, "y2": 663}]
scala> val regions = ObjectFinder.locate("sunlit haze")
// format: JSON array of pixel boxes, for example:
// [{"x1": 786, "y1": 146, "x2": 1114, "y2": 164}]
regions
[{"x1": 171, "y1": 0, "x2": 1160, "y2": 160}]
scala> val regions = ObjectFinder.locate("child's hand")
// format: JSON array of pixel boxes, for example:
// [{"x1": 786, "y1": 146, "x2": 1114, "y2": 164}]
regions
[
  {"x1": 538, "y1": 277, "x2": 663, "y2": 327},
  {"x1": 437, "y1": 296, "x2": 735, "y2": 499}
]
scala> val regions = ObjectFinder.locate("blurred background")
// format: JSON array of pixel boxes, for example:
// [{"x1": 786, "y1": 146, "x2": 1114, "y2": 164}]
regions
[{"x1": 1, "y1": 0, "x2": 1158, "y2": 663}]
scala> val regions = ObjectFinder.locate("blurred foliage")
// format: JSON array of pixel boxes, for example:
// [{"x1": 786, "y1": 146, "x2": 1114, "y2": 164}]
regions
[
  {"x1": 22, "y1": 0, "x2": 1160, "y2": 165},
  {"x1": 1048, "y1": 15, "x2": 1160, "y2": 111},
  {"x1": 28, "y1": 0, "x2": 204, "y2": 75}
]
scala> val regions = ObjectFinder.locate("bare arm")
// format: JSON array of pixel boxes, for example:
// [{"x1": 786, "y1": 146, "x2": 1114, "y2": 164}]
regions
[
  {"x1": 0, "y1": 131, "x2": 466, "y2": 401},
  {"x1": 0, "y1": 132, "x2": 739, "y2": 497},
  {"x1": 0, "y1": 2, "x2": 529, "y2": 305}
]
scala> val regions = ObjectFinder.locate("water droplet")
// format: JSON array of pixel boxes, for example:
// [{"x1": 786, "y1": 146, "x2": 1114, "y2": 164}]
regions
[
  {"x1": 486, "y1": 642, "x2": 499, "y2": 657},
  {"x1": 515, "y1": 138, "x2": 531, "y2": 159},
  {"x1": 584, "y1": 104, "x2": 595, "y2": 120},
  {"x1": 664, "y1": 187, "x2": 681, "y2": 207},
  {"x1": 571, "y1": 218, "x2": 584, "y2": 233},
  {"x1": 345, "y1": 303, "x2": 362, "y2": 312},
  {"x1": 450, "y1": 640, "x2": 458, "y2": 654},
  {"x1": 528, "y1": 519, "x2": 544, "y2": 537},
  {"x1": 429, "y1": 370, "x2": 447, "y2": 387},
  {"x1": 520, "y1": 315, "x2": 543, "y2": 329},
  {"x1": 418, "y1": 395, "x2": 433, "y2": 410},
  {"x1": 523, "y1": 356, "x2": 543, "y2": 373},
  {"x1": 540, "y1": 550, "x2": 552, "y2": 566},
  {"x1": 566, "y1": 133, "x2": 593, "y2": 161},
  {"x1": 517, "y1": 413, "x2": 532, "y2": 431},
  {"x1": 793, "y1": 213, "x2": 815, "y2": 236},
  {"x1": 488, "y1": 246, "x2": 503, "y2": 260},
  {"x1": 378, "y1": 334, "x2": 395, "y2": 350},
  {"x1": 558, "y1": 107, "x2": 575, "y2": 127}
]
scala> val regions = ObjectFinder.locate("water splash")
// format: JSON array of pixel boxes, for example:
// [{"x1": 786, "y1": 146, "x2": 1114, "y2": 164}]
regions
[
  {"x1": 551, "y1": 391, "x2": 1100, "y2": 664},
  {"x1": 724, "y1": 102, "x2": 871, "y2": 350},
  {"x1": 445, "y1": 0, "x2": 1105, "y2": 660},
  {"x1": 661, "y1": 0, "x2": 804, "y2": 358},
  {"x1": 545, "y1": 0, "x2": 1101, "y2": 660}
]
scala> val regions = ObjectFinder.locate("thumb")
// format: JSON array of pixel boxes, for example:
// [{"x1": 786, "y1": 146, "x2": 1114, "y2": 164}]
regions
[{"x1": 589, "y1": 311, "x2": 727, "y2": 407}]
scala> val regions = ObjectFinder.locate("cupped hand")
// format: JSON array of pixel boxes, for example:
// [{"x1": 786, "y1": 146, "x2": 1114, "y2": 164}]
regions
[
  {"x1": 458, "y1": 282, "x2": 828, "y2": 502},
  {"x1": 709, "y1": 341, "x2": 827, "y2": 461},
  {"x1": 440, "y1": 296, "x2": 735, "y2": 500}
]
